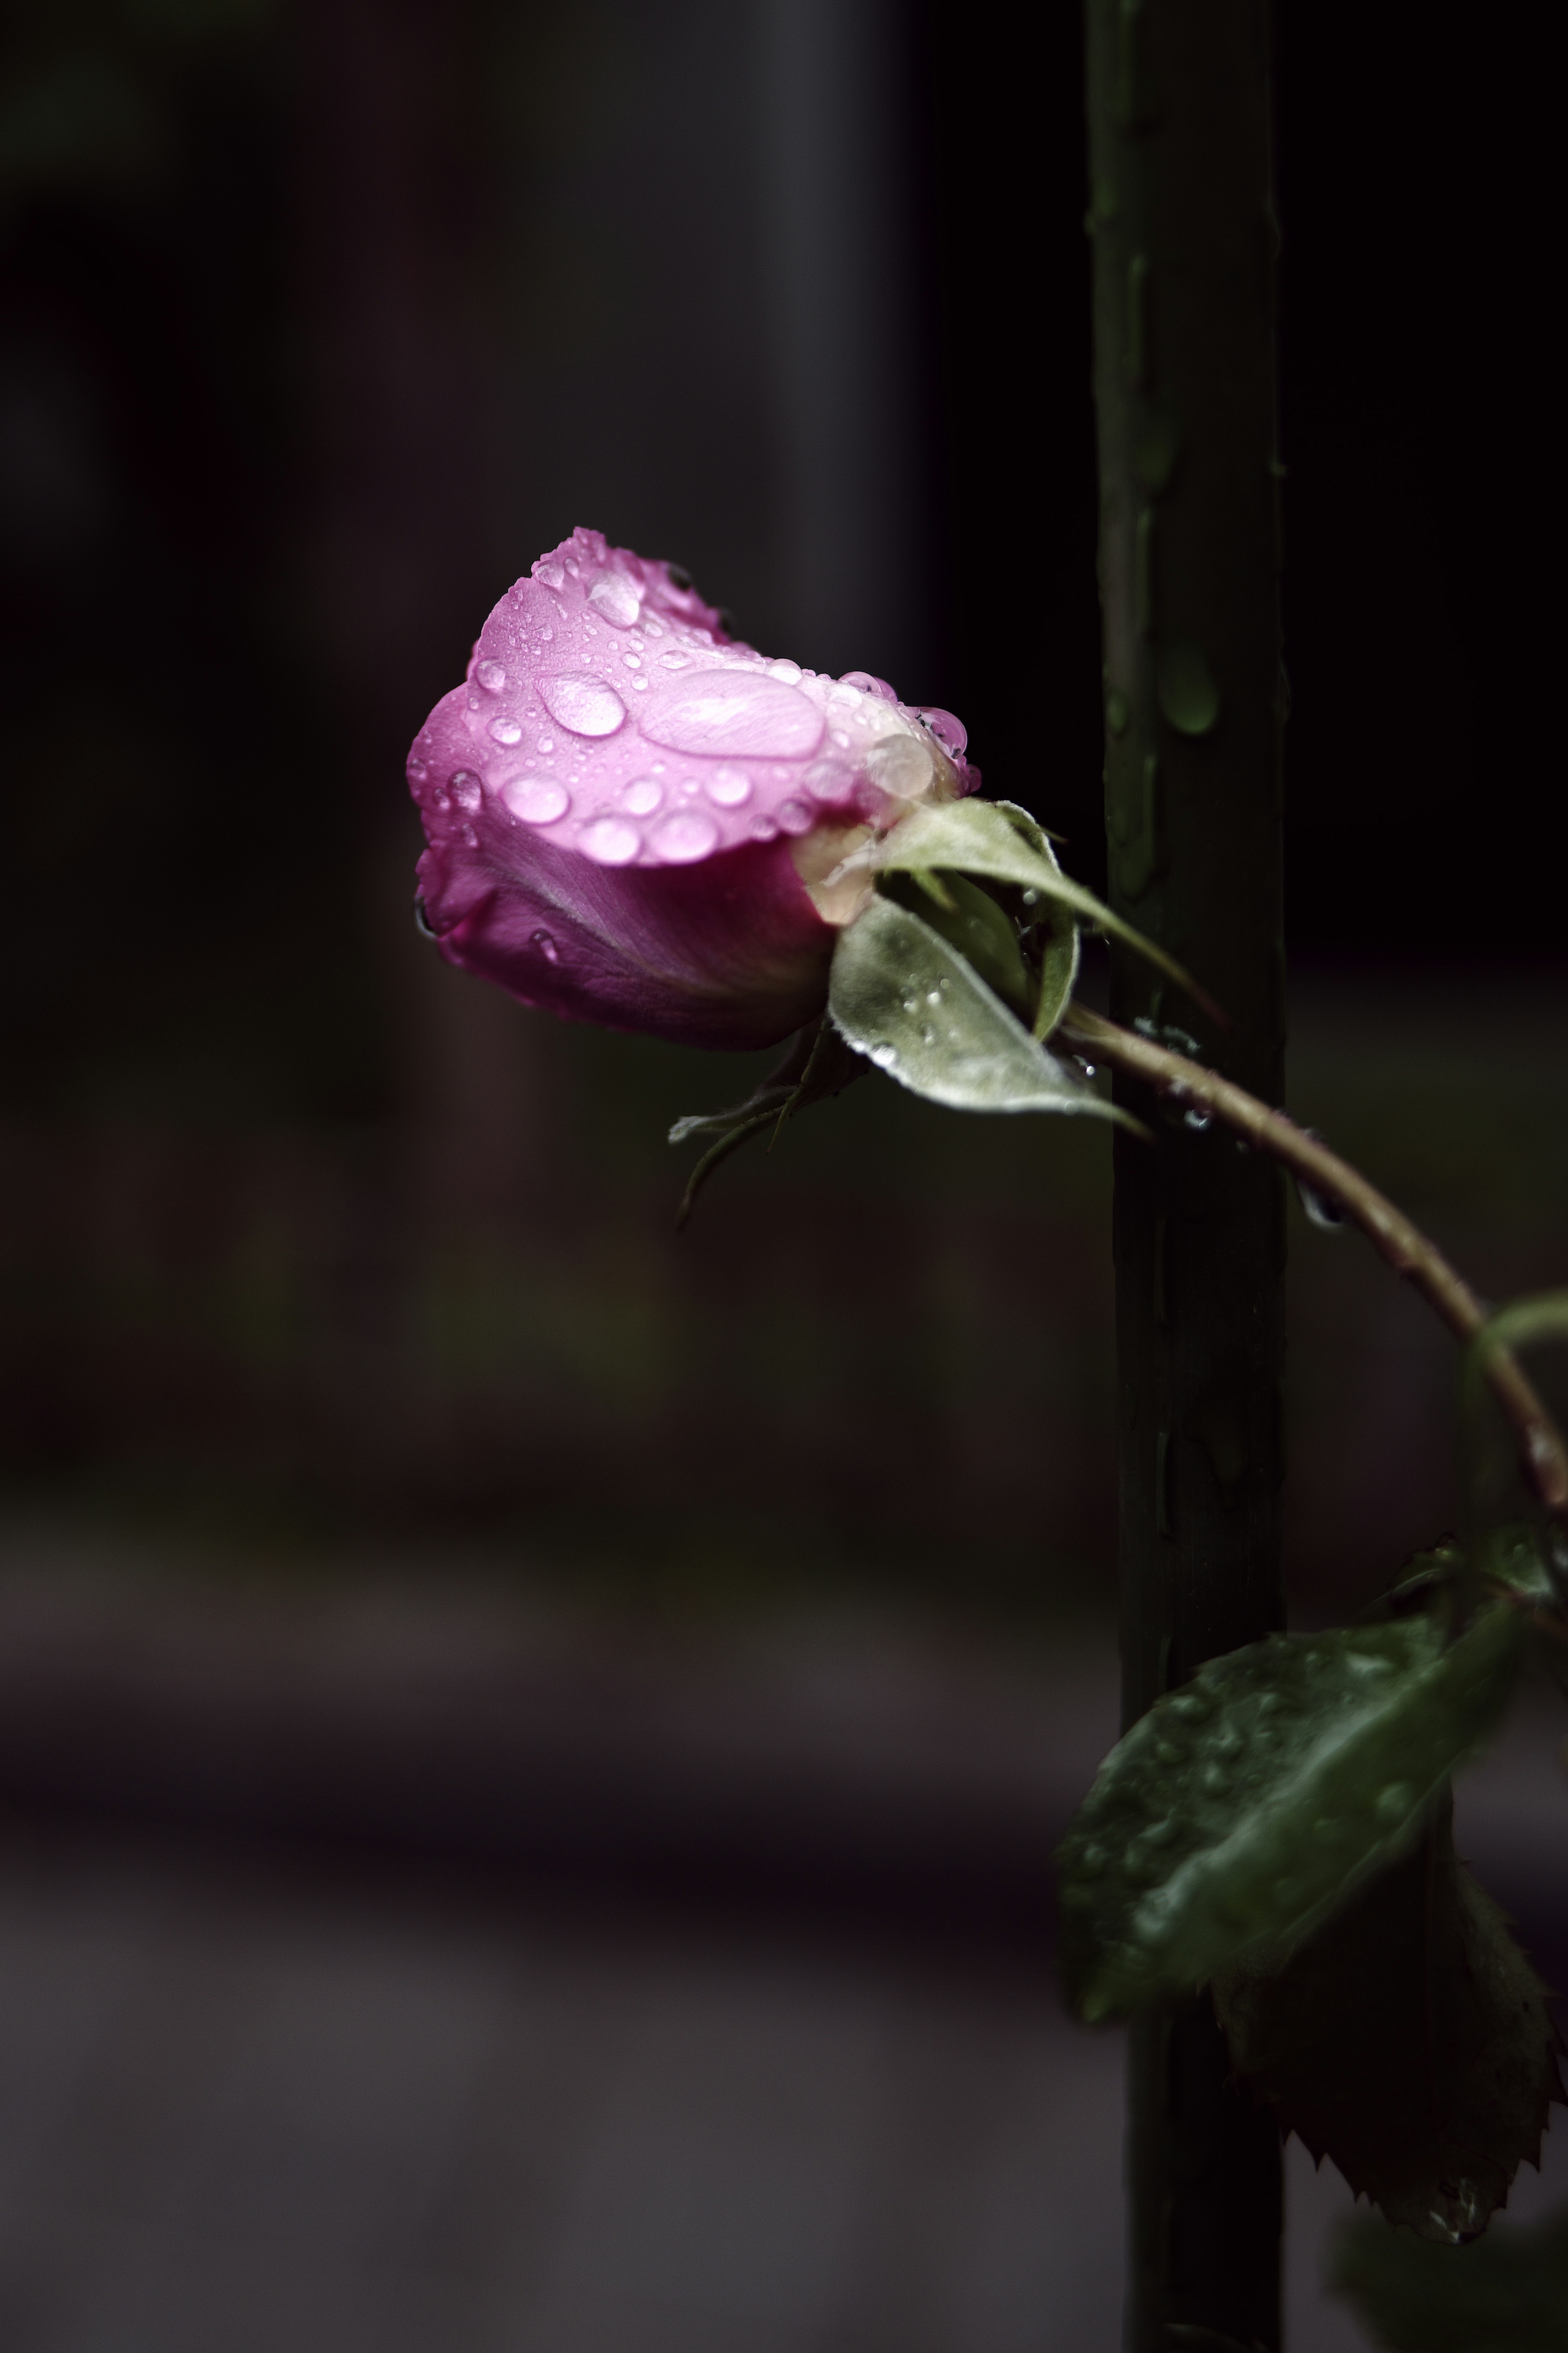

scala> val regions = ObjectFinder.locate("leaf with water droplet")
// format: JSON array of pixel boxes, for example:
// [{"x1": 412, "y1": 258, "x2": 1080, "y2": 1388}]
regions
[
  {"x1": 1056, "y1": 1602, "x2": 1526, "y2": 2023},
  {"x1": 872, "y1": 796, "x2": 1219, "y2": 1021},
  {"x1": 828, "y1": 897, "x2": 1130, "y2": 1124},
  {"x1": 1331, "y1": 2197, "x2": 1568, "y2": 2346},
  {"x1": 1218, "y1": 1800, "x2": 1564, "y2": 2244}
]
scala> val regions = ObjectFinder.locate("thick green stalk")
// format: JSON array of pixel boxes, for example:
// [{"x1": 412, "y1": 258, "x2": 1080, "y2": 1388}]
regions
[{"x1": 1084, "y1": 2, "x2": 1287, "y2": 2346}]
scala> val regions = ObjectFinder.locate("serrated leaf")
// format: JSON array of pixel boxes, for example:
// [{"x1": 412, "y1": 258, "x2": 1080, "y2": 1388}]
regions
[
  {"x1": 873, "y1": 796, "x2": 1216, "y2": 1017},
  {"x1": 826, "y1": 895, "x2": 1127, "y2": 1123},
  {"x1": 1056, "y1": 1604, "x2": 1526, "y2": 2023},
  {"x1": 1331, "y1": 2202, "x2": 1568, "y2": 2350},
  {"x1": 1218, "y1": 1804, "x2": 1564, "y2": 2244}
]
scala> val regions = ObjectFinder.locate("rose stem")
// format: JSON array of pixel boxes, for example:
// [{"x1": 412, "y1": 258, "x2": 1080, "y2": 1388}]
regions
[{"x1": 1061, "y1": 1003, "x2": 1568, "y2": 1514}]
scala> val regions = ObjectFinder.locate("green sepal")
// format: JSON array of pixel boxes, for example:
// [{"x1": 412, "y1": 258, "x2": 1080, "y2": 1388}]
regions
[
  {"x1": 667, "y1": 1017, "x2": 867, "y2": 1229},
  {"x1": 873, "y1": 796, "x2": 1218, "y2": 1021},
  {"x1": 826, "y1": 895, "x2": 1131, "y2": 1125},
  {"x1": 878, "y1": 870, "x2": 1036, "y2": 1021},
  {"x1": 1056, "y1": 1601, "x2": 1527, "y2": 2023},
  {"x1": 1331, "y1": 2201, "x2": 1568, "y2": 2349},
  {"x1": 1217, "y1": 1802, "x2": 1564, "y2": 2244},
  {"x1": 986, "y1": 801, "x2": 1083, "y2": 1040}
]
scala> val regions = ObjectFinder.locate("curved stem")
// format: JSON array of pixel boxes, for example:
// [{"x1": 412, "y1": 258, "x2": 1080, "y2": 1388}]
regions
[{"x1": 1061, "y1": 1003, "x2": 1568, "y2": 1516}]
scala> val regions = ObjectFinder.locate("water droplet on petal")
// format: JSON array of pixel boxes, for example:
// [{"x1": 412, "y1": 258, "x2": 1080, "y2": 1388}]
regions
[
  {"x1": 501, "y1": 776, "x2": 570, "y2": 825},
  {"x1": 534, "y1": 560, "x2": 565, "y2": 589},
  {"x1": 801, "y1": 758, "x2": 855, "y2": 803},
  {"x1": 622, "y1": 651, "x2": 642, "y2": 669},
  {"x1": 915, "y1": 707, "x2": 968, "y2": 755},
  {"x1": 651, "y1": 810, "x2": 719, "y2": 863},
  {"x1": 775, "y1": 798, "x2": 814, "y2": 836},
  {"x1": 767, "y1": 658, "x2": 802, "y2": 684},
  {"x1": 639, "y1": 670, "x2": 825, "y2": 759},
  {"x1": 538, "y1": 674, "x2": 627, "y2": 738},
  {"x1": 588, "y1": 573, "x2": 642, "y2": 627},
  {"x1": 622, "y1": 779, "x2": 663, "y2": 816},
  {"x1": 583, "y1": 816, "x2": 641, "y2": 865},
  {"x1": 704, "y1": 765, "x2": 752, "y2": 806},
  {"x1": 866, "y1": 733, "x2": 935, "y2": 799},
  {"x1": 530, "y1": 929, "x2": 561, "y2": 964},
  {"x1": 450, "y1": 770, "x2": 483, "y2": 812},
  {"x1": 490, "y1": 716, "x2": 523, "y2": 745},
  {"x1": 748, "y1": 811, "x2": 778, "y2": 841},
  {"x1": 475, "y1": 657, "x2": 506, "y2": 692}
]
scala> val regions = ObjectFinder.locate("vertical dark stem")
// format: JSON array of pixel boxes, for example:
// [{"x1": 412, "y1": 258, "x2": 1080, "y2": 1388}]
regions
[{"x1": 1084, "y1": 2, "x2": 1287, "y2": 2346}]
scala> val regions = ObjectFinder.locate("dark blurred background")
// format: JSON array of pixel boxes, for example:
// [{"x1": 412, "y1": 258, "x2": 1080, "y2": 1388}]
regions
[{"x1": 0, "y1": 4, "x2": 1564, "y2": 2349}]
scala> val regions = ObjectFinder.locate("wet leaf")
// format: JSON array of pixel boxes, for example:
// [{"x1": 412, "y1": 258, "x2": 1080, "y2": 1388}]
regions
[
  {"x1": 873, "y1": 796, "x2": 1217, "y2": 1019},
  {"x1": 1057, "y1": 1604, "x2": 1526, "y2": 2024},
  {"x1": 827, "y1": 895, "x2": 1128, "y2": 1124},
  {"x1": 1218, "y1": 1802, "x2": 1563, "y2": 2242},
  {"x1": 1330, "y1": 2202, "x2": 1568, "y2": 2349}
]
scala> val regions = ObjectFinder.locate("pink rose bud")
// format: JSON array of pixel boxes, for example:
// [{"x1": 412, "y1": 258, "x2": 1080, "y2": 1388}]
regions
[{"x1": 408, "y1": 528, "x2": 978, "y2": 1050}]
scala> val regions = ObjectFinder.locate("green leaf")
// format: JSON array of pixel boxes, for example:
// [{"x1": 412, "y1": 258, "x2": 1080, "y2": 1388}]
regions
[
  {"x1": 1218, "y1": 1804, "x2": 1564, "y2": 2244},
  {"x1": 1331, "y1": 2203, "x2": 1568, "y2": 2350},
  {"x1": 826, "y1": 895, "x2": 1128, "y2": 1124},
  {"x1": 1056, "y1": 1604, "x2": 1526, "y2": 2023},
  {"x1": 872, "y1": 796, "x2": 1218, "y2": 1020}
]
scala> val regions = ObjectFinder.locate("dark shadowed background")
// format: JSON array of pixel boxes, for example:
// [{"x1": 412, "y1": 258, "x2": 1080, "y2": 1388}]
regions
[{"x1": 1, "y1": 4, "x2": 1564, "y2": 2349}]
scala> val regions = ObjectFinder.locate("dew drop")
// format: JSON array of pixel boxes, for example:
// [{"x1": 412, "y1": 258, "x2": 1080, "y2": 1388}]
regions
[
  {"x1": 475, "y1": 657, "x2": 506, "y2": 692},
  {"x1": 638, "y1": 669, "x2": 825, "y2": 759},
  {"x1": 588, "y1": 573, "x2": 642, "y2": 628},
  {"x1": 704, "y1": 765, "x2": 752, "y2": 806},
  {"x1": 534, "y1": 560, "x2": 565, "y2": 589},
  {"x1": 914, "y1": 706, "x2": 968, "y2": 755},
  {"x1": 865, "y1": 733, "x2": 935, "y2": 800},
  {"x1": 651, "y1": 810, "x2": 719, "y2": 863},
  {"x1": 622, "y1": 651, "x2": 643, "y2": 669},
  {"x1": 1078, "y1": 1844, "x2": 1107, "y2": 1879},
  {"x1": 768, "y1": 658, "x2": 802, "y2": 684},
  {"x1": 490, "y1": 716, "x2": 523, "y2": 745},
  {"x1": 530, "y1": 929, "x2": 561, "y2": 964},
  {"x1": 583, "y1": 816, "x2": 641, "y2": 866},
  {"x1": 538, "y1": 674, "x2": 627, "y2": 738},
  {"x1": 659, "y1": 652, "x2": 690, "y2": 669},
  {"x1": 775, "y1": 798, "x2": 814, "y2": 836},
  {"x1": 449, "y1": 770, "x2": 483, "y2": 812},
  {"x1": 801, "y1": 757, "x2": 855, "y2": 803},
  {"x1": 1375, "y1": 1781, "x2": 1413, "y2": 1824},
  {"x1": 1157, "y1": 640, "x2": 1221, "y2": 737},
  {"x1": 537, "y1": 736, "x2": 555, "y2": 754},
  {"x1": 459, "y1": 823, "x2": 477, "y2": 846},
  {"x1": 748, "y1": 811, "x2": 779, "y2": 841},
  {"x1": 622, "y1": 779, "x2": 663, "y2": 817},
  {"x1": 501, "y1": 776, "x2": 570, "y2": 825}
]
